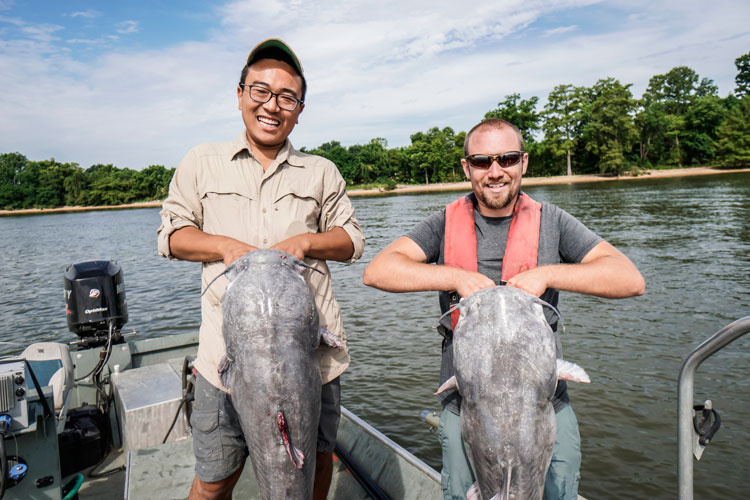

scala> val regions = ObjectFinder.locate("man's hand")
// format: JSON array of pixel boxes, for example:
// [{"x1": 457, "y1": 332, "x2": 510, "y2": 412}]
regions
[
  {"x1": 220, "y1": 239, "x2": 258, "y2": 266},
  {"x1": 169, "y1": 226, "x2": 257, "y2": 266},
  {"x1": 271, "y1": 234, "x2": 312, "y2": 261},
  {"x1": 455, "y1": 270, "x2": 496, "y2": 298},
  {"x1": 506, "y1": 267, "x2": 549, "y2": 297}
]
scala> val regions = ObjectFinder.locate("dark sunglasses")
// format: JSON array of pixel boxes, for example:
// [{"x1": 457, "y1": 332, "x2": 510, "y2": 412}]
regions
[{"x1": 464, "y1": 151, "x2": 523, "y2": 169}]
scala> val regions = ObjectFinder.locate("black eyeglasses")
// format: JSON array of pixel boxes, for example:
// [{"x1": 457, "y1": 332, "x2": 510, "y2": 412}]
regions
[
  {"x1": 240, "y1": 84, "x2": 303, "y2": 111},
  {"x1": 464, "y1": 151, "x2": 524, "y2": 169}
]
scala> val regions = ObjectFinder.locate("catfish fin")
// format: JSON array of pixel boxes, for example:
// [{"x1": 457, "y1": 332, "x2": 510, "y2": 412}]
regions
[
  {"x1": 466, "y1": 483, "x2": 481, "y2": 500},
  {"x1": 218, "y1": 354, "x2": 234, "y2": 390},
  {"x1": 435, "y1": 375, "x2": 459, "y2": 395},
  {"x1": 556, "y1": 358, "x2": 591, "y2": 383},
  {"x1": 319, "y1": 327, "x2": 344, "y2": 349}
]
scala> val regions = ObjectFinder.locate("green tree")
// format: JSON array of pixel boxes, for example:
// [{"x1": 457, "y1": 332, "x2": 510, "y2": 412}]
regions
[
  {"x1": 582, "y1": 78, "x2": 637, "y2": 175},
  {"x1": 641, "y1": 66, "x2": 718, "y2": 166},
  {"x1": 85, "y1": 164, "x2": 137, "y2": 205},
  {"x1": 735, "y1": 51, "x2": 750, "y2": 98},
  {"x1": 484, "y1": 93, "x2": 541, "y2": 145},
  {"x1": 714, "y1": 96, "x2": 750, "y2": 167},
  {"x1": 634, "y1": 102, "x2": 669, "y2": 166},
  {"x1": 407, "y1": 127, "x2": 459, "y2": 184},
  {"x1": 132, "y1": 165, "x2": 173, "y2": 201},
  {"x1": 63, "y1": 168, "x2": 89, "y2": 206},
  {"x1": 356, "y1": 138, "x2": 390, "y2": 184},
  {"x1": 682, "y1": 95, "x2": 728, "y2": 165},
  {"x1": 308, "y1": 141, "x2": 357, "y2": 184},
  {"x1": 0, "y1": 152, "x2": 27, "y2": 209},
  {"x1": 542, "y1": 84, "x2": 584, "y2": 175}
]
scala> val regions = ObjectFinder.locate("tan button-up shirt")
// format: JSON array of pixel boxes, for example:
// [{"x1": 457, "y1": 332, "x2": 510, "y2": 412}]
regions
[{"x1": 157, "y1": 132, "x2": 365, "y2": 390}]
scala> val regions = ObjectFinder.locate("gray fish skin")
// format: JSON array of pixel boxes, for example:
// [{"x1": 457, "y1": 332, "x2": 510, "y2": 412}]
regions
[
  {"x1": 219, "y1": 249, "x2": 321, "y2": 500},
  {"x1": 452, "y1": 286, "x2": 558, "y2": 500}
]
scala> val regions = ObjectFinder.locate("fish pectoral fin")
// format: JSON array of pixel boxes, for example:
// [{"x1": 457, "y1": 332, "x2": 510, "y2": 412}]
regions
[
  {"x1": 435, "y1": 375, "x2": 459, "y2": 395},
  {"x1": 556, "y1": 358, "x2": 591, "y2": 383},
  {"x1": 466, "y1": 483, "x2": 481, "y2": 500},
  {"x1": 319, "y1": 327, "x2": 344, "y2": 350},
  {"x1": 218, "y1": 355, "x2": 234, "y2": 390}
]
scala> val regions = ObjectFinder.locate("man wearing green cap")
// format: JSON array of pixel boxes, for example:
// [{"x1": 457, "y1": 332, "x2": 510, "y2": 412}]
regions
[{"x1": 158, "y1": 38, "x2": 365, "y2": 499}]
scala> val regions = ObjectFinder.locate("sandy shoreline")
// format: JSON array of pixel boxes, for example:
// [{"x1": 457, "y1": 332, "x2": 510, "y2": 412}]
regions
[{"x1": 2, "y1": 166, "x2": 748, "y2": 216}]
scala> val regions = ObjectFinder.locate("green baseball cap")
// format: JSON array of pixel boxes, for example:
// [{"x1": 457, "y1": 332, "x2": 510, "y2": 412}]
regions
[{"x1": 246, "y1": 38, "x2": 304, "y2": 77}]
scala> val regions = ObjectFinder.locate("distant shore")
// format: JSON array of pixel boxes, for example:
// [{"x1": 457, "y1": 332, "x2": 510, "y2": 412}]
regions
[{"x1": 2, "y1": 166, "x2": 748, "y2": 216}]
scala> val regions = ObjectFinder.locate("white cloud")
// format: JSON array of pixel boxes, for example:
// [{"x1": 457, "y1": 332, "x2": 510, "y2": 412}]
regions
[
  {"x1": 69, "y1": 10, "x2": 100, "y2": 19},
  {"x1": 115, "y1": 20, "x2": 138, "y2": 34},
  {"x1": 67, "y1": 35, "x2": 118, "y2": 45},
  {"x1": 544, "y1": 25, "x2": 579, "y2": 37},
  {"x1": 0, "y1": 0, "x2": 748, "y2": 171}
]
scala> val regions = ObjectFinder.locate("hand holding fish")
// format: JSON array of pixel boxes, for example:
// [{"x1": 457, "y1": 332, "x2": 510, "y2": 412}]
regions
[
  {"x1": 271, "y1": 233, "x2": 313, "y2": 261},
  {"x1": 506, "y1": 266, "x2": 549, "y2": 297},
  {"x1": 220, "y1": 238, "x2": 258, "y2": 266},
  {"x1": 454, "y1": 269, "x2": 496, "y2": 299}
]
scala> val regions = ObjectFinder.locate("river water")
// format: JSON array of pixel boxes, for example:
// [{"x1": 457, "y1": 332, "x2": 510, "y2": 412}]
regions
[{"x1": 1, "y1": 172, "x2": 748, "y2": 499}]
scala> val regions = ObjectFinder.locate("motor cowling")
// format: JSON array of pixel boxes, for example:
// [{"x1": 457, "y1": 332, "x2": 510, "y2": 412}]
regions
[{"x1": 64, "y1": 260, "x2": 128, "y2": 341}]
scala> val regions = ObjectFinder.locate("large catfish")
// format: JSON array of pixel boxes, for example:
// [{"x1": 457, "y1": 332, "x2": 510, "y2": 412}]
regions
[
  {"x1": 438, "y1": 286, "x2": 589, "y2": 500},
  {"x1": 214, "y1": 249, "x2": 338, "y2": 499}
]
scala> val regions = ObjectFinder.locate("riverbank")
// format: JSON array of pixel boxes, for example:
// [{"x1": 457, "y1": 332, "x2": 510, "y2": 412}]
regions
[
  {"x1": 346, "y1": 166, "x2": 750, "y2": 196},
  {"x1": 2, "y1": 166, "x2": 748, "y2": 216}
]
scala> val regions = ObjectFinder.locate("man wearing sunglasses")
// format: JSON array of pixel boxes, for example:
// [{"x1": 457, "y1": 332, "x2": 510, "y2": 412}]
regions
[
  {"x1": 364, "y1": 118, "x2": 644, "y2": 500},
  {"x1": 158, "y1": 38, "x2": 365, "y2": 500}
]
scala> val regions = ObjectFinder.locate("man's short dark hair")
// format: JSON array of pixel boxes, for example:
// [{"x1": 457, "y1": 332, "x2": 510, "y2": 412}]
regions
[
  {"x1": 239, "y1": 47, "x2": 307, "y2": 101},
  {"x1": 464, "y1": 118, "x2": 524, "y2": 155}
]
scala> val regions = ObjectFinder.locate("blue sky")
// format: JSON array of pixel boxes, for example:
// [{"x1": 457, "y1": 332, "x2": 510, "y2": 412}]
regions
[{"x1": 1, "y1": 0, "x2": 748, "y2": 171}]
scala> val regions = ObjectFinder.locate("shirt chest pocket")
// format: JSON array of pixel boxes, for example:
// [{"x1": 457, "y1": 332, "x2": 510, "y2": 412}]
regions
[
  {"x1": 201, "y1": 190, "x2": 255, "y2": 241},
  {"x1": 273, "y1": 183, "x2": 321, "y2": 235}
]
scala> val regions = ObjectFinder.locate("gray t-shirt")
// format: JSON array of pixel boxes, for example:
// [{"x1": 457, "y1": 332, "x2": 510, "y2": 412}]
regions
[{"x1": 406, "y1": 193, "x2": 603, "y2": 414}]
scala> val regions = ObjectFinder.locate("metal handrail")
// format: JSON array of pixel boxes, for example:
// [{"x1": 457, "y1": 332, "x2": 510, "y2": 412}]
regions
[{"x1": 677, "y1": 316, "x2": 750, "y2": 500}]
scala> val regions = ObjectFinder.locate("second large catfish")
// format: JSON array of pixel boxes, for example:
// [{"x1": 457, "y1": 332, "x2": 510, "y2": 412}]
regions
[{"x1": 440, "y1": 285, "x2": 590, "y2": 500}]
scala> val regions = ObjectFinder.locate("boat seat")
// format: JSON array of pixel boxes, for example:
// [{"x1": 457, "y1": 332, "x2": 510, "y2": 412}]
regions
[{"x1": 22, "y1": 342, "x2": 74, "y2": 414}]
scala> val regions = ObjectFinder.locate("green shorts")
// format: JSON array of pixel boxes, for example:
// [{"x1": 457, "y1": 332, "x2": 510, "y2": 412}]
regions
[{"x1": 190, "y1": 372, "x2": 341, "y2": 482}]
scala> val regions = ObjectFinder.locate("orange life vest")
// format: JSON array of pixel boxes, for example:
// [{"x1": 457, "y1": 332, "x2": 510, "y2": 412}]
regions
[{"x1": 444, "y1": 192, "x2": 542, "y2": 330}]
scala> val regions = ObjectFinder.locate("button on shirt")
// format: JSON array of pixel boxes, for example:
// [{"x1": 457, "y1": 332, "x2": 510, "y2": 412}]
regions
[{"x1": 157, "y1": 132, "x2": 365, "y2": 391}]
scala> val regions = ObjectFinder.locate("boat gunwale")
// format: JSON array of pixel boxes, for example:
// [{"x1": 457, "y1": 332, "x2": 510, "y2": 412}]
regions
[{"x1": 341, "y1": 406, "x2": 441, "y2": 484}]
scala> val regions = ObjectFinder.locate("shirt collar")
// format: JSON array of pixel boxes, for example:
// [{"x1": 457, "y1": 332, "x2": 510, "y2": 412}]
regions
[{"x1": 231, "y1": 131, "x2": 304, "y2": 168}]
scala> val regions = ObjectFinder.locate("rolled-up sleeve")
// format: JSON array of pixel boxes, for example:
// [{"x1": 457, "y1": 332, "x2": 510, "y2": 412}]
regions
[
  {"x1": 319, "y1": 165, "x2": 365, "y2": 264},
  {"x1": 157, "y1": 148, "x2": 203, "y2": 259}
]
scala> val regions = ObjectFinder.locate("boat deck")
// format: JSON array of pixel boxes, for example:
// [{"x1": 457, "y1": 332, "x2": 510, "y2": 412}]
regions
[{"x1": 77, "y1": 406, "x2": 442, "y2": 499}]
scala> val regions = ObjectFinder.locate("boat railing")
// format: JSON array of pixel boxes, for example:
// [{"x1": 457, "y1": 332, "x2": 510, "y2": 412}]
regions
[{"x1": 677, "y1": 316, "x2": 750, "y2": 500}]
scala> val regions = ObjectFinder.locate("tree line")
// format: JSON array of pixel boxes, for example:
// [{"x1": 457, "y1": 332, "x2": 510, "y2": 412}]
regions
[
  {"x1": 0, "y1": 156, "x2": 174, "y2": 210},
  {"x1": 2, "y1": 52, "x2": 748, "y2": 210}
]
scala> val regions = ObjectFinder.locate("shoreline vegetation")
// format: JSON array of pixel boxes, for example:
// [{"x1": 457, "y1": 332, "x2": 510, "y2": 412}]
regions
[{"x1": 2, "y1": 166, "x2": 747, "y2": 217}]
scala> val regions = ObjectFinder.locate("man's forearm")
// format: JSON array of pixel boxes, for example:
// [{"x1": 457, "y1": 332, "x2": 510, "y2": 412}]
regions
[
  {"x1": 169, "y1": 226, "x2": 255, "y2": 264},
  {"x1": 303, "y1": 227, "x2": 355, "y2": 262},
  {"x1": 508, "y1": 241, "x2": 645, "y2": 298},
  {"x1": 364, "y1": 244, "x2": 494, "y2": 297},
  {"x1": 272, "y1": 226, "x2": 354, "y2": 262},
  {"x1": 543, "y1": 254, "x2": 645, "y2": 298}
]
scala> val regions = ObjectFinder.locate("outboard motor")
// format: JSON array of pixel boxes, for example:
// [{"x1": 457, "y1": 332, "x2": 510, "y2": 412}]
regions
[{"x1": 64, "y1": 260, "x2": 128, "y2": 348}]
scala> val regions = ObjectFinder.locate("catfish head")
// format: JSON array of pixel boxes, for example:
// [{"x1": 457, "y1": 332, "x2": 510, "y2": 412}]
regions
[{"x1": 202, "y1": 248, "x2": 323, "y2": 297}]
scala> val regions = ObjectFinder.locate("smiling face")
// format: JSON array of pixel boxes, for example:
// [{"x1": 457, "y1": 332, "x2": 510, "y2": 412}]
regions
[
  {"x1": 237, "y1": 58, "x2": 305, "y2": 156},
  {"x1": 461, "y1": 125, "x2": 528, "y2": 217}
]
